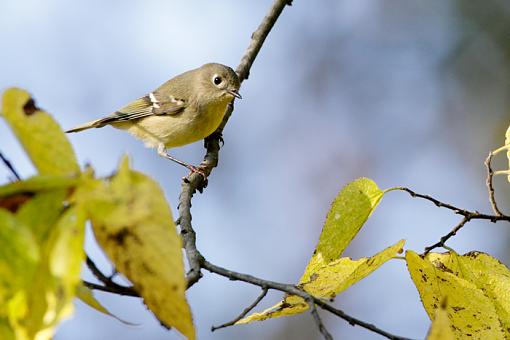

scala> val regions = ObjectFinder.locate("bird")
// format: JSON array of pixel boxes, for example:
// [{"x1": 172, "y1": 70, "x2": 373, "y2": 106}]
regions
[{"x1": 66, "y1": 63, "x2": 241, "y2": 175}]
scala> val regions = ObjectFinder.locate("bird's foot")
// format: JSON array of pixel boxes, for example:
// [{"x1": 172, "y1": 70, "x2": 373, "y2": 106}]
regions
[{"x1": 183, "y1": 165, "x2": 209, "y2": 190}]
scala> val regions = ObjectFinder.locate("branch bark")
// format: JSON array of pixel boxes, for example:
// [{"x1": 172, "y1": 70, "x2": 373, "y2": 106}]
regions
[
  {"x1": 485, "y1": 152, "x2": 504, "y2": 216},
  {"x1": 202, "y1": 260, "x2": 413, "y2": 340},
  {"x1": 178, "y1": 0, "x2": 293, "y2": 288},
  {"x1": 211, "y1": 287, "x2": 268, "y2": 332}
]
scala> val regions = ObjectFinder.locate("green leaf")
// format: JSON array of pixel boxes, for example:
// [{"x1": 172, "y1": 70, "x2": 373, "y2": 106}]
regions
[
  {"x1": 1, "y1": 88, "x2": 79, "y2": 176},
  {"x1": 238, "y1": 178, "x2": 392, "y2": 324},
  {"x1": 16, "y1": 190, "x2": 67, "y2": 243},
  {"x1": 302, "y1": 177, "x2": 384, "y2": 281},
  {"x1": 6, "y1": 205, "x2": 86, "y2": 340},
  {"x1": 0, "y1": 210, "x2": 39, "y2": 305},
  {"x1": 406, "y1": 250, "x2": 510, "y2": 339},
  {"x1": 0, "y1": 318, "x2": 15, "y2": 340},
  {"x1": 80, "y1": 156, "x2": 194, "y2": 339}
]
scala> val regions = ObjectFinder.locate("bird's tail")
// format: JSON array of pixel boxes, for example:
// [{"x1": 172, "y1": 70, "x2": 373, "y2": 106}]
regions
[{"x1": 66, "y1": 118, "x2": 105, "y2": 133}]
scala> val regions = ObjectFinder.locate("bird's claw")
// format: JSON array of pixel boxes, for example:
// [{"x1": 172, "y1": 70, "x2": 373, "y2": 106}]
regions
[{"x1": 182, "y1": 165, "x2": 208, "y2": 189}]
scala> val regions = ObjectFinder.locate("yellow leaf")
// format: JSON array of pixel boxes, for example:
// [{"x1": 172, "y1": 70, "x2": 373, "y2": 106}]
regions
[
  {"x1": 236, "y1": 296, "x2": 308, "y2": 324},
  {"x1": 302, "y1": 178, "x2": 384, "y2": 281},
  {"x1": 427, "y1": 299, "x2": 454, "y2": 340},
  {"x1": 76, "y1": 284, "x2": 137, "y2": 326},
  {"x1": 301, "y1": 239, "x2": 405, "y2": 298},
  {"x1": 406, "y1": 250, "x2": 507, "y2": 339},
  {"x1": 80, "y1": 156, "x2": 194, "y2": 339},
  {"x1": 238, "y1": 240, "x2": 404, "y2": 324},
  {"x1": 1, "y1": 88, "x2": 79, "y2": 176},
  {"x1": 0, "y1": 175, "x2": 77, "y2": 197}
]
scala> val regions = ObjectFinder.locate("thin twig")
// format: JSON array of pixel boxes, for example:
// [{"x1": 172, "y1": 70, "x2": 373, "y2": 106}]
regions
[
  {"x1": 396, "y1": 186, "x2": 510, "y2": 252},
  {"x1": 395, "y1": 187, "x2": 467, "y2": 215},
  {"x1": 202, "y1": 260, "x2": 412, "y2": 340},
  {"x1": 423, "y1": 217, "x2": 470, "y2": 254},
  {"x1": 0, "y1": 151, "x2": 21, "y2": 180},
  {"x1": 235, "y1": 0, "x2": 292, "y2": 81},
  {"x1": 82, "y1": 280, "x2": 138, "y2": 297},
  {"x1": 85, "y1": 256, "x2": 138, "y2": 296},
  {"x1": 86, "y1": 256, "x2": 113, "y2": 286},
  {"x1": 396, "y1": 187, "x2": 510, "y2": 223},
  {"x1": 307, "y1": 298, "x2": 333, "y2": 340},
  {"x1": 485, "y1": 152, "x2": 503, "y2": 216},
  {"x1": 211, "y1": 287, "x2": 269, "y2": 332}
]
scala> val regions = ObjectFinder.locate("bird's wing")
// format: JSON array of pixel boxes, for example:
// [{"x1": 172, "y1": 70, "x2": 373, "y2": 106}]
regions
[{"x1": 95, "y1": 92, "x2": 186, "y2": 125}]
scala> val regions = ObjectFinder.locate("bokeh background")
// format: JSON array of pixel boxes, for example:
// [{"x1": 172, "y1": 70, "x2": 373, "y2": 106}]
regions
[{"x1": 2, "y1": 1, "x2": 510, "y2": 339}]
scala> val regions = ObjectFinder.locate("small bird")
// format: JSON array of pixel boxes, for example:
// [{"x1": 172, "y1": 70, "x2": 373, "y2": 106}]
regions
[{"x1": 67, "y1": 63, "x2": 241, "y2": 175}]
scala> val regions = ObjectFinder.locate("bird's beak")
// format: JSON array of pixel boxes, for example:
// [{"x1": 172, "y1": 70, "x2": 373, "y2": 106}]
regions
[{"x1": 228, "y1": 89, "x2": 242, "y2": 99}]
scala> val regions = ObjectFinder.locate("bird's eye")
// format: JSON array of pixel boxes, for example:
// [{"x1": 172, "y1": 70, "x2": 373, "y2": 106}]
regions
[{"x1": 212, "y1": 75, "x2": 222, "y2": 86}]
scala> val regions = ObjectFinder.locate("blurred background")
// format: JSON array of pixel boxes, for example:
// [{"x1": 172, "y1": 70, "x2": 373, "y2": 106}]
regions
[{"x1": 1, "y1": 0, "x2": 510, "y2": 339}]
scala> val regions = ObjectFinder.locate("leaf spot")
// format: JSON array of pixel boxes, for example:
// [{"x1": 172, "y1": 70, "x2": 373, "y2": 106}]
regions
[{"x1": 23, "y1": 98, "x2": 39, "y2": 116}]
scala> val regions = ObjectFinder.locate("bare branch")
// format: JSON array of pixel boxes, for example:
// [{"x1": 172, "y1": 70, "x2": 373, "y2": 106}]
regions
[
  {"x1": 177, "y1": 182, "x2": 205, "y2": 288},
  {"x1": 179, "y1": 0, "x2": 293, "y2": 288},
  {"x1": 397, "y1": 187, "x2": 510, "y2": 223},
  {"x1": 85, "y1": 256, "x2": 138, "y2": 297},
  {"x1": 423, "y1": 217, "x2": 470, "y2": 254},
  {"x1": 485, "y1": 152, "x2": 503, "y2": 216},
  {"x1": 307, "y1": 298, "x2": 333, "y2": 340},
  {"x1": 235, "y1": 0, "x2": 292, "y2": 82},
  {"x1": 396, "y1": 187, "x2": 468, "y2": 215},
  {"x1": 0, "y1": 151, "x2": 21, "y2": 180},
  {"x1": 211, "y1": 287, "x2": 269, "y2": 332},
  {"x1": 202, "y1": 260, "x2": 412, "y2": 340},
  {"x1": 395, "y1": 186, "x2": 510, "y2": 251},
  {"x1": 82, "y1": 280, "x2": 138, "y2": 297}
]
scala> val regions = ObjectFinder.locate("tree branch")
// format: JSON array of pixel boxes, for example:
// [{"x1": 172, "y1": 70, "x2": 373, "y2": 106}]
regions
[
  {"x1": 485, "y1": 152, "x2": 503, "y2": 216},
  {"x1": 211, "y1": 287, "x2": 269, "y2": 332},
  {"x1": 0, "y1": 150, "x2": 21, "y2": 181},
  {"x1": 85, "y1": 256, "x2": 138, "y2": 297},
  {"x1": 307, "y1": 298, "x2": 333, "y2": 340},
  {"x1": 235, "y1": 0, "x2": 293, "y2": 82},
  {"x1": 397, "y1": 187, "x2": 510, "y2": 223},
  {"x1": 82, "y1": 280, "x2": 138, "y2": 297},
  {"x1": 423, "y1": 217, "x2": 470, "y2": 254},
  {"x1": 396, "y1": 186, "x2": 510, "y2": 253},
  {"x1": 202, "y1": 260, "x2": 412, "y2": 340},
  {"x1": 179, "y1": 0, "x2": 292, "y2": 289}
]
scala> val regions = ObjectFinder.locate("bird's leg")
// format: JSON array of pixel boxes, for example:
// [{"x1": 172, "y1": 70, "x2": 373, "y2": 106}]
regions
[{"x1": 157, "y1": 144, "x2": 207, "y2": 179}]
